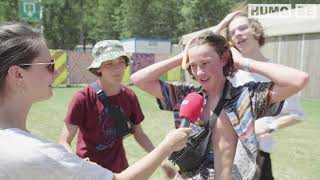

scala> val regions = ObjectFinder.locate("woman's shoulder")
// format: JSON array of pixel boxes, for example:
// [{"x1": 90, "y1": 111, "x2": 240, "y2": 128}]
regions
[{"x1": 0, "y1": 128, "x2": 52, "y2": 151}]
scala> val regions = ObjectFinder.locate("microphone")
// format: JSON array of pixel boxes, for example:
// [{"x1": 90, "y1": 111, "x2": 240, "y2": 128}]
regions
[{"x1": 179, "y1": 92, "x2": 204, "y2": 128}]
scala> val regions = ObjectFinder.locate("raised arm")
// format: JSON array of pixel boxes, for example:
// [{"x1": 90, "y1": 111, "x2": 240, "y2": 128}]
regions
[
  {"x1": 214, "y1": 11, "x2": 244, "y2": 34},
  {"x1": 231, "y1": 48, "x2": 309, "y2": 104},
  {"x1": 183, "y1": 11, "x2": 243, "y2": 48},
  {"x1": 130, "y1": 53, "x2": 183, "y2": 99}
]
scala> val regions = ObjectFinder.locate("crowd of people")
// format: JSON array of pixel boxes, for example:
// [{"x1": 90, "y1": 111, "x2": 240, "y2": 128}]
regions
[{"x1": 0, "y1": 4, "x2": 309, "y2": 180}]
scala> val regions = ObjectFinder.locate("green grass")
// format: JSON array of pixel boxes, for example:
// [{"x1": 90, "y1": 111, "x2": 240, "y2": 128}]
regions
[
  {"x1": 27, "y1": 86, "x2": 320, "y2": 180},
  {"x1": 272, "y1": 100, "x2": 320, "y2": 180}
]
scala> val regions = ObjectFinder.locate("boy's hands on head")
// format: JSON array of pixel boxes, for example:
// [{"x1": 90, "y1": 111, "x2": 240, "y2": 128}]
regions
[
  {"x1": 220, "y1": 11, "x2": 244, "y2": 29},
  {"x1": 230, "y1": 47, "x2": 251, "y2": 71}
]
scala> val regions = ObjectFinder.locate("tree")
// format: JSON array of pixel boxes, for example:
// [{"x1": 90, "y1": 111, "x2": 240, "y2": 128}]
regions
[
  {"x1": 86, "y1": 0, "x2": 121, "y2": 43},
  {"x1": 146, "y1": 0, "x2": 184, "y2": 43},
  {"x1": 42, "y1": 0, "x2": 85, "y2": 49},
  {"x1": 0, "y1": 0, "x2": 19, "y2": 22},
  {"x1": 116, "y1": 0, "x2": 153, "y2": 39},
  {"x1": 178, "y1": 0, "x2": 234, "y2": 36}
]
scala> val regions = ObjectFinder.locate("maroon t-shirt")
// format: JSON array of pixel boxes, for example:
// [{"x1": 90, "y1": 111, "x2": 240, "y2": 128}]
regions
[{"x1": 64, "y1": 83, "x2": 144, "y2": 173}]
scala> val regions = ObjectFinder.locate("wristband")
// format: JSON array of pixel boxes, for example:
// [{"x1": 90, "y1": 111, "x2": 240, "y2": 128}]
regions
[{"x1": 242, "y1": 59, "x2": 251, "y2": 72}]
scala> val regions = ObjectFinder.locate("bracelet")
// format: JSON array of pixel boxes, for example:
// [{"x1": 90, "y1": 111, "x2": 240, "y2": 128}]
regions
[{"x1": 242, "y1": 59, "x2": 251, "y2": 72}]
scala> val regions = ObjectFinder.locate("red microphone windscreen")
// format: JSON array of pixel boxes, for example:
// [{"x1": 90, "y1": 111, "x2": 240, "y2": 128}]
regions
[{"x1": 179, "y1": 92, "x2": 204, "y2": 123}]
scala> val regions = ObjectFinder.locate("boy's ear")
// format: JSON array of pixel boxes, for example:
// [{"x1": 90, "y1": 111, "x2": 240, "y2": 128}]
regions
[{"x1": 221, "y1": 50, "x2": 231, "y2": 65}]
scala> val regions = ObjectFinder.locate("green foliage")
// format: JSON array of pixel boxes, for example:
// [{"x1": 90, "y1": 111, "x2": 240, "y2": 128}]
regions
[
  {"x1": 2, "y1": 0, "x2": 318, "y2": 48},
  {"x1": 179, "y1": 0, "x2": 234, "y2": 34},
  {"x1": 42, "y1": 0, "x2": 81, "y2": 49},
  {"x1": 0, "y1": 0, "x2": 240, "y2": 47},
  {"x1": 0, "y1": 0, "x2": 19, "y2": 23},
  {"x1": 85, "y1": 0, "x2": 121, "y2": 43},
  {"x1": 116, "y1": 0, "x2": 152, "y2": 39},
  {"x1": 146, "y1": 0, "x2": 184, "y2": 43}
]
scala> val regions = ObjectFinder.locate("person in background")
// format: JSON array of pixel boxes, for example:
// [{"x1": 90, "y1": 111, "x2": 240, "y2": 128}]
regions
[
  {"x1": 218, "y1": 8, "x2": 305, "y2": 180},
  {"x1": 130, "y1": 30, "x2": 309, "y2": 179},
  {"x1": 0, "y1": 22, "x2": 190, "y2": 180},
  {"x1": 59, "y1": 40, "x2": 176, "y2": 177}
]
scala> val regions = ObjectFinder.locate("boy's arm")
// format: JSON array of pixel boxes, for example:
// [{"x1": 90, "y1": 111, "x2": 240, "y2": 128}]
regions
[{"x1": 130, "y1": 54, "x2": 183, "y2": 99}]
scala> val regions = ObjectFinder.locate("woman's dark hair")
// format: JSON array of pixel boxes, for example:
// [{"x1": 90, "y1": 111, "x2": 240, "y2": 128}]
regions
[
  {"x1": 186, "y1": 31, "x2": 236, "y2": 79},
  {"x1": 0, "y1": 22, "x2": 45, "y2": 94}
]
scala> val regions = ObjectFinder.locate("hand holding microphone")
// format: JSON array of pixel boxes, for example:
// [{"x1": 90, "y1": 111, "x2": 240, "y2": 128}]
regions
[
  {"x1": 160, "y1": 92, "x2": 204, "y2": 155},
  {"x1": 168, "y1": 92, "x2": 206, "y2": 170}
]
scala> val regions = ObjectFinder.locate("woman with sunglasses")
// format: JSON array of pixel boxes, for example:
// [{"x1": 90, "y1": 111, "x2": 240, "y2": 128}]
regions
[{"x1": 0, "y1": 22, "x2": 191, "y2": 180}]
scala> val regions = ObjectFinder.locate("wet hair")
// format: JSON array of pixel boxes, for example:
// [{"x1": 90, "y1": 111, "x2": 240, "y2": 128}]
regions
[
  {"x1": 186, "y1": 31, "x2": 236, "y2": 79},
  {"x1": 226, "y1": 12, "x2": 265, "y2": 47},
  {"x1": 0, "y1": 22, "x2": 45, "y2": 94}
]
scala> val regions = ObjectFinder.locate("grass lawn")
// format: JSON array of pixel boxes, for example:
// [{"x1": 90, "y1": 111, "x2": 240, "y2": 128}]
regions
[{"x1": 27, "y1": 86, "x2": 320, "y2": 180}]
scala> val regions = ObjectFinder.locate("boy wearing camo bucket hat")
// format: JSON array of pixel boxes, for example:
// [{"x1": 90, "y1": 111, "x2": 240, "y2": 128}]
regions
[
  {"x1": 59, "y1": 40, "x2": 176, "y2": 176},
  {"x1": 87, "y1": 40, "x2": 132, "y2": 76}
]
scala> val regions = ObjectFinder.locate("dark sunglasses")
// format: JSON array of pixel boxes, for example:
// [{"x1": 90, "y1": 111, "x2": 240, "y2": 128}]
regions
[{"x1": 19, "y1": 59, "x2": 56, "y2": 73}]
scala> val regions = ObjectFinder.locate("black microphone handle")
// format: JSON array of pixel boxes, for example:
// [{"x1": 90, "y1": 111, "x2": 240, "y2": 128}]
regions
[{"x1": 179, "y1": 118, "x2": 191, "y2": 128}]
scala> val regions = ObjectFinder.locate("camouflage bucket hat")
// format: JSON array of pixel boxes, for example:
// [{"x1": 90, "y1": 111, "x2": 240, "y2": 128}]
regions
[{"x1": 88, "y1": 40, "x2": 132, "y2": 76}]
